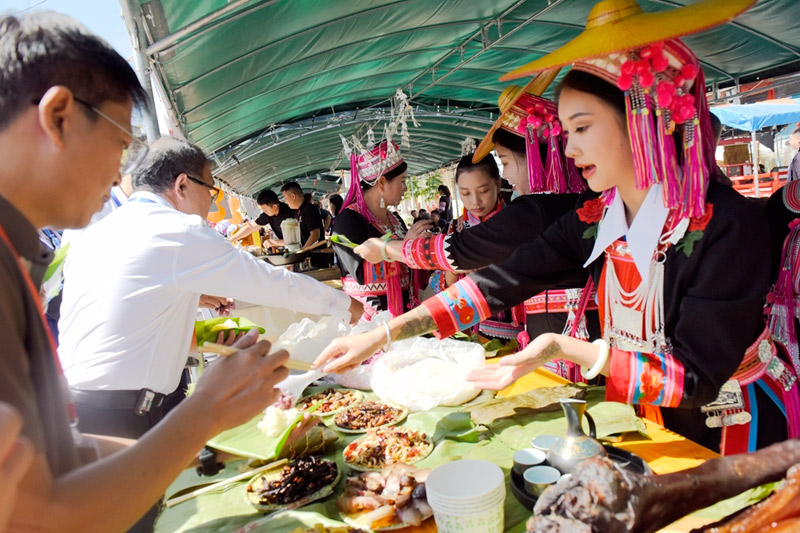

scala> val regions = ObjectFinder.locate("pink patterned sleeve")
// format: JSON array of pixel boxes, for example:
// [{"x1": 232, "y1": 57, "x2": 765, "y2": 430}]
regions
[
  {"x1": 401, "y1": 234, "x2": 456, "y2": 271},
  {"x1": 605, "y1": 348, "x2": 685, "y2": 408},
  {"x1": 421, "y1": 277, "x2": 491, "y2": 338}
]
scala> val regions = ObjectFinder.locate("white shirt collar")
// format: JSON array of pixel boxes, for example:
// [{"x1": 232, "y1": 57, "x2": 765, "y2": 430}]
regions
[
  {"x1": 583, "y1": 184, "x2": 670, "y2": 282},
  {"x1": 128, "y1": 190, "x2": 175, "y2": 209}
]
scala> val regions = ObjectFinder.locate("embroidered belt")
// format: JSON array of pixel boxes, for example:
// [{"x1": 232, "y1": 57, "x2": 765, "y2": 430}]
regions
[
  {"x1": 341, "y1": 276, "x2": 410, "y2": 297},
  {"x1": 524, "y1": 289, "x2": 599, "y2": 315},
  {"x1": 732, "y1": 328, "x2": 796, "y2": 390},
  {"x1": 701, "y1": 327, "x2": 800, "y2": 454}
]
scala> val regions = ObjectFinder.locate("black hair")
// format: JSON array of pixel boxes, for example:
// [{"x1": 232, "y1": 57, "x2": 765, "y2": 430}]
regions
[
  {"x1": 328, "y1": 194, "x2": 343, "y2": 216},
  {"x1": 455, "y1": 153, "x2": 501, "y2": 183},
  {"x1": 304, "y1": 192, "x2": 312, "y2": 203},
  {"x1": 361, "y1": 161, "x2": 408, "y2": 191},
  {"x1": 710, "y1": 112, "x2": 723, "y2": 145},
  {"x1": 256, "y1": 189, "x2": 280, "y2": 206},
  {"x1": 438, "y1": 184, "x2": 451, "y2": 197},
  {"x1": 492, "y1": 128, "x2": 527, "y2": 156},
  {"x1": 132, "y1": 137, "x2": 209, "y2": 192},
  {"x1": 0, "y1": 11, "x2": 147, "y2": 132},
  {"x1": 555, "y1": 69, "x2": 626, "y2": 123},
  {"x1": 280, "y1": 181, "x2": 303, "y2": 195}
]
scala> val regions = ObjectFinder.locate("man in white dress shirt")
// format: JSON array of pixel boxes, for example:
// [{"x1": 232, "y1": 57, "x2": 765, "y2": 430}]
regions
[{"x1": 59, "y1": 136, "x2": 361, "y2": 439}]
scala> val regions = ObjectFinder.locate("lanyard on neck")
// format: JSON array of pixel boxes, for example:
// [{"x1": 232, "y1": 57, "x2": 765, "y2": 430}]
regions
[{"x1": 0, "y1": 222, "x2": 76, "y2": 422}]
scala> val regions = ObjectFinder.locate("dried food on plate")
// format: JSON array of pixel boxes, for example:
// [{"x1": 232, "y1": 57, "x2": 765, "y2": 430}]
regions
[
  {"x1": 338, "y1": 464, "x2": 433, "y2": 530},
  {"x1": 343, "y1": 427, "x2": 433, "y2": 471},
  {"x1": 245, "y1": 455, "x2": 340, "y2": 512},
  {"x1": 333, "y1": 401, "x2": 408, "y2": 433},
  {"x1": 296, "y1": 388, "x2": 363, "y2": 416}
]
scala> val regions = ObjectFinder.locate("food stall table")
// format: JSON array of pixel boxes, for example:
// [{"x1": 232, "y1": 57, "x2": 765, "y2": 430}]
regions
[{"x1": 156, "y1": 368, "x2": 750, "y2": 533}]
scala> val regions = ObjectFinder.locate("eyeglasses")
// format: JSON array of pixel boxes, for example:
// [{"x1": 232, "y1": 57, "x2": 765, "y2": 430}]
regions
[
  {"x1": 186, "y1": 174, "x2": 221, "y2": 202},
  {"x1": 70, "y1": 97, "x2": 149, "y2": 175}
]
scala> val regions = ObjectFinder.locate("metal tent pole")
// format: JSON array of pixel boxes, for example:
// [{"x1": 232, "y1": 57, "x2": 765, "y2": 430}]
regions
[{"x1": 119, "y1": 0, "x2": 160, "y2": 143}]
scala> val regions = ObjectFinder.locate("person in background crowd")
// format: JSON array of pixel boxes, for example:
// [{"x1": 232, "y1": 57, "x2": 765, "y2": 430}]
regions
[
  {"x1": 281, "y1": 181, "x2": 329, "y2": 267},
  {"x1": 429, "y1": 211, "x2": 447, "y2": 233},
  {"x1": 409, "y1": 209, "x2": 418, "y2": 221},
  {"x1": 228, "y1": 189, "x2": 292, "y2": 246},
  {"x1": 315, "y1": 200, "x2": 334, "y2": 234},
  {"x1": 0, "y1": 11, "x2": 294, "y2": 532},
  {"x1": 328, "y1": 193, "x2": 344, "y2": 217},
  {"x1": 437, "y1": 184, "x2": 453, "y2": 223},
  {"x1": 59, "y1": 137, "x2": 361, "y2": 442},
  {"x1": 789, "y1": 127, "x2": 800, "y2": 182},
  {"x1": 0, "y1": 403, "x2": 33, "y2": 533}
]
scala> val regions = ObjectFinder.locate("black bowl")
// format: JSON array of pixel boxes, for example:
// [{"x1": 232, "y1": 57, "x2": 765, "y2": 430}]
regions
[{"x1": 510, "y1": 445, "x2": 652, "y2": 510}]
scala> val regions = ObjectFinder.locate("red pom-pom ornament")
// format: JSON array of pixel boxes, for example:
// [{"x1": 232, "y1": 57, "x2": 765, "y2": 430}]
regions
[
  {"x1": 681, "y1": 64, "x2": 698, "y2": 81},
  {"x1": 651, "y1": 54, "x2": 669, "y2": 73},
  {"x1": 639, "y1": 70, "x2": 655, "y2": 88},
  {"x1": 621, "y1": 61, "x2": 636, "y2": 76},
  {"x1": 618, "y1": 72, "x2": 634, "y2": 91}
]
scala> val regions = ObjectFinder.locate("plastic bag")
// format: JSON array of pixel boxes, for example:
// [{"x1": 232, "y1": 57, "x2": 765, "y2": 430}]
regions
[
  {"x1": 272, "y1": 311, "x2": 349, "y2": 363},
  {"x1": 370, "y1": 336, "x2": 484, "y2": 411},
  {"x1": 329, "y1": 311, "x2": 392, "y2": 390}
]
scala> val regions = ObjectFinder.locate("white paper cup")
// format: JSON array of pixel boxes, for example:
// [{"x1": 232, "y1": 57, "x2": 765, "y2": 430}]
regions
[
  {"x1": 512, "y1": 448, "x2": 546, "y2": 475},
  {"x1": 431, "y1": 502, "x2": 504, "y2": 533},
  {"x1": 426, "y1": 459, "x2": 505, "y2": 532},
  {"x1": 426, "y1": 460, "x2": 505, "y2": 501}
]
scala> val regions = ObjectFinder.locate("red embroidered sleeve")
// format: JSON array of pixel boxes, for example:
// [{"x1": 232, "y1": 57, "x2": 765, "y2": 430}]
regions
[
  {"x1": 401, "y1": 234, "x2": 455, "y2": 271},
  {"x1": 422, "y1": 277, "x2": 491, "y2": 338},
  {"x1": 605, "y1": 348, "x2": 684, "y2": 408}
]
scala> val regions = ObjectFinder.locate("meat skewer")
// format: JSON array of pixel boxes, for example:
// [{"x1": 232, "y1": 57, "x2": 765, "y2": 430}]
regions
[{"x1": 529, "y1": 438, "x2": 800, "y2": 533}]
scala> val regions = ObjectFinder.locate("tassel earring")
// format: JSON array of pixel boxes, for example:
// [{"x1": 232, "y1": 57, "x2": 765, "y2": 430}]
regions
[{"x1": 380, "y1": 195, "x2": 385, "y2": 208}]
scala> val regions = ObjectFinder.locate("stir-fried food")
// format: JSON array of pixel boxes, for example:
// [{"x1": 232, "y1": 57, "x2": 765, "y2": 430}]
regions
[
  {"x1": 344, "y1": 427, "x2": 432, "y2": 470},
  {"x1": 334, "y1": 401, "x2": 405, "y2": 431},
  {"x1": 297, "y1": 388, "x2": 362, "y2": 415}
]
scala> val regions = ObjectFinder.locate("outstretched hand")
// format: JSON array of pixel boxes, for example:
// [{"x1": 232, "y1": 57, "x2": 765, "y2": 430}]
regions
[
  {"x1": 467, "y1": 333, "x2": 565, "y2": 390},
  {"x1": 312, "y1": 328, "x2": 384, "y2": 374}
]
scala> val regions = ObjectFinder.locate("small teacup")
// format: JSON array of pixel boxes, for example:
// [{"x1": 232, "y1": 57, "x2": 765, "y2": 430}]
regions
[
  {"x1": 512, "y1": 448, "x2": 546, "y2": 475},
  {"x1": 530, "y1": 434, "x2": 559, "y2": 452},
  {"x1": 523, "y1": 465, "x2": 561, "y2": 497}
]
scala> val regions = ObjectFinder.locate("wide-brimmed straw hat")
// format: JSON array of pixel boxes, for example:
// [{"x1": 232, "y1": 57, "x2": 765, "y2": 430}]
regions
[
  {"x1": 501, "y1": 0, "x2": 754, "y2": 81},
  {"x1": 473, "y1": 69, "x2": 560, "y2": 163}
]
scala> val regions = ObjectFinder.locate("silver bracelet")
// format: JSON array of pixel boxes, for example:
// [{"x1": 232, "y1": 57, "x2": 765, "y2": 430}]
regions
[{"x1": 382, "y1": 322, "x2": 392, "y2": 352}]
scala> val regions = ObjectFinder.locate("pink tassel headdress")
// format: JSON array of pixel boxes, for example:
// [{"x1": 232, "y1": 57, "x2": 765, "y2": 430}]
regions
[{"x1": 575, "y1": 39, "x2": 714, "y2": 218}]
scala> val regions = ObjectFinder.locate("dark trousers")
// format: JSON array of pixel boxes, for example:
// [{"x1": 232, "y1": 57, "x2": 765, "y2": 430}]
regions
[{"x1": 74, "y1": 371, "x2": 190, "y2": 533}]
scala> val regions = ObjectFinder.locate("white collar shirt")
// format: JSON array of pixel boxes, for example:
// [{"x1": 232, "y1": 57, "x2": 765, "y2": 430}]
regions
[
  {"x1": 583, "y1": 184, "x2": 670, "y2": 283},
  {"x1": 58, "y1": 191, "x2": 350, "y2": 393}
]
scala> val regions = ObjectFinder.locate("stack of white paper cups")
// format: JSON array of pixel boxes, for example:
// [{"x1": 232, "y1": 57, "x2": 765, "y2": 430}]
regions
[{"x1": 425, "y1": 460, "x2": 505, "y2": 533}]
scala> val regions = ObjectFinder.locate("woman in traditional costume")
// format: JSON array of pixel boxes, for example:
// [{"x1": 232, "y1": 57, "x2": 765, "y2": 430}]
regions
[
  {"x1": 331, "y1": 140, "x2": 425, "y2": 320},
  {"x1": 356, "y1": 83, "x2": 595, "y2": 366},
  {"x1": 317, "y1": 0, "x2": 799, "y2": 453},
  {"x1": 427, "y1": 153, "x2": 528, "y2": 341}
]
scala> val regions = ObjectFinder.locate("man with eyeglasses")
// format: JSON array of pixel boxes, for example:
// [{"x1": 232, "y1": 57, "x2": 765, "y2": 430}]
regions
[
  {"x1": 0, "y1": 12, "x2": 306, "y2": 532},
  {"x1": 59, "y1": 136, "x2": 362, "y2": 443}
]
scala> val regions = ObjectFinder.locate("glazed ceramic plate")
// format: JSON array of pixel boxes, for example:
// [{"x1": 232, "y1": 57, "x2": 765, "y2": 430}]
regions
[
  {"x1": 510, "y1": 445, "x2": 652, "y2": 511},
  {"x1": 332, "y1": 402, "x2": 408, "y2": 434},
  {"x1": 245, "y1": 459, "x2": 341, "y2": 512},
  {"x1": 295, "y1": 388, "x2": 364, "y2": 417},
  {"x1": 343, "y1": 428, "x2": 433, "y2": 472}
]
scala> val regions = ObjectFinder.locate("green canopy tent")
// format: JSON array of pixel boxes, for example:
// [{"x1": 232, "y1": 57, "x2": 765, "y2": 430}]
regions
[{"x1": 120, "y1": 0, "x2": 800, "y2": 196}]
